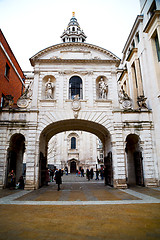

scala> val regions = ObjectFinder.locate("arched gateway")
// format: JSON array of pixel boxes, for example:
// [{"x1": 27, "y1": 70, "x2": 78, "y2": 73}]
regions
[{"x1": 0, "y1": 13, "x2": 158, "y2": 189}]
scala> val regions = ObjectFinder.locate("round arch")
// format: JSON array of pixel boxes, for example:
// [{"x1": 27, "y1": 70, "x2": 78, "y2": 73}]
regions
[
  {"x1": 125, "y1": 134, "x2": 144, "y2": 186},
  {"x1": 38, "y1": 119, "x2": 112, "y2": 187},
  {"x1": 40, "y1": 119, "x2": 110, "y2": 146},
  {"x1": 6, "y1": 133, "x2": 25, "y2": 187}
]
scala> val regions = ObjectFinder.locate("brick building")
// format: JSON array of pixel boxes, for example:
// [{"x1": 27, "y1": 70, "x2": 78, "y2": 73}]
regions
[{"x1": 0, "y1": 29, "x2": 25, "y2": 108}]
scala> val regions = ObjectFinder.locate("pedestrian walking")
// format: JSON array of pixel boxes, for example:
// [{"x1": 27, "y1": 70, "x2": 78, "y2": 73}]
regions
[
  {"x1": 8, "y1": 170, "x2": 16, "y2": 189},
  {"x1": 86, "y1": 169, "x2": 90, "y2": 181},
  {"x1": 55, "y1": 169, "x2": 62, "y2": 191},
  {"x1": 90, "y1": 168, "x2": 94, "y2": 179},
  {"x1": 95, "y1": 169, "x2": 99, "y2": 180}
]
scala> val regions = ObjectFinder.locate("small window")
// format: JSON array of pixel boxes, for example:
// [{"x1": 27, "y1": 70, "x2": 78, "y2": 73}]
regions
[
  {"x1": 5, "y1": 63, "x2": 10, "y2": 79},
  {"x1": 136, "y1": 32, "x2": 140, "y2": 43},
  {"x1": 71, "y1": 137, "x2": 76, "y2": 149},
  {"x1": 72, "y1": 37, "x2": 75, "y2": 42},
  {"x1": 72, "y1": 27, "x2": 75, "y2": 31},
  {"x1": 155, "y1": 33, "x2": 160, "y2": 61},
  {"x1": 131, "y1": 40, "x2": 135, "y2": 48}
]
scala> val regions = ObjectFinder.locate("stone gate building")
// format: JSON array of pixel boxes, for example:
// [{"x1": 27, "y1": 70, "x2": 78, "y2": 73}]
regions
[{"x1": 0, "y1": 10, "x2": 159, "y2": 189}]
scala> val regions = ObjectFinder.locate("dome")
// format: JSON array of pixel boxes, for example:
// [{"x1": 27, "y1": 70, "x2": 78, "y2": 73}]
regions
[{"x1": 60, "y1": 12, "x2": 87, "y2": 43}]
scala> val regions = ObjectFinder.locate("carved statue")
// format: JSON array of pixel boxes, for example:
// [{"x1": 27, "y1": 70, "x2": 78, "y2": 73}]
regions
[
  {"x1": 137, "y1": 95, "x2": 148, "y2": 110},
  {"x1": 118, "y1": 88, "x2": 132, "y2": 110},
  {"x1": 45, "y1": 78, "x2": 54, "y2": 99},
  {"x1": 20, "y1": 81, "x2": 33, "y2": 100},
  {"x1": 99, "y1": 77, "x2": 108, "y2": 99}
]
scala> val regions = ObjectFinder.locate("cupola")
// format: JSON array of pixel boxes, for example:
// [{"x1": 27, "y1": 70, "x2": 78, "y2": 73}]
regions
[{"x1": 60, "y1": 12, "x2": 87, "y2": 43}]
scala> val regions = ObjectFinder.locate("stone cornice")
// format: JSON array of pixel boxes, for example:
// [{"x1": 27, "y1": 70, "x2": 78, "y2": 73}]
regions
[
  {"x1": 143, "y1": 10, "x2": 160, "y2": 33},
  {"x1": 30, "y1": 42, "x2": 120, "y2": 66},
  {"x1": 34, "y1": 58, "x2": 120, "y2": 65},
  {"x1": 126, "y1": 48, "x2": 138, "y2": 62},
  {"x1": 122, "y1": 15, "x2": 143, "y2": 54}
]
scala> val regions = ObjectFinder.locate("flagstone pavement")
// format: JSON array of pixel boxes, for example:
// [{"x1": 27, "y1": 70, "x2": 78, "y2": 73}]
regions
[{"x1": 0, "y1": 174, "x2": 160, "y2": 240}]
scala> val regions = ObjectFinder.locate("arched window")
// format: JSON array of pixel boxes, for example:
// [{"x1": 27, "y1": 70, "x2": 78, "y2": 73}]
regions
[
  {"x1": 69, "y1": 76, "x2": 83, "y2": 99},
  {"x1": 72, "y1": 27, "x2": 75, "y2": 31},
  {"x1": 71, "y1": 137, "x2": 76, "y2": 149}
]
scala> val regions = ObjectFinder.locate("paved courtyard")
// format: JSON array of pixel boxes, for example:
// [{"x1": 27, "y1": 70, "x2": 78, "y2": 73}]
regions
[{"x1": 0, "y1": 174, "x2": 160, "y2": 239}]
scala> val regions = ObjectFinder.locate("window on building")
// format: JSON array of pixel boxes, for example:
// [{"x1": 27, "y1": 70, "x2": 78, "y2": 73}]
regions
[
  {"x1": 72, "y1": 37, "x2": 75, "y2": 42},
  {"x1": 69, "y1": 76, "x2": 83, "y2": 99},
  {"x1": 5, "y1": 63, "x2": 10, "y2": 79},
  {"x1": 131, "y1": 40, "x2": 135, "y2": 48},
  {"x1": 132, "y1": 62, "x2": 138, "y2": 89},
  {"x1": 0, "y1": 94, "x2": 5, "y2": 108},
  {"x1": 148, "y1": 0, "x2": 156, "y2": 18},
  {"x1": 155, "y1": 33, "x2": 160, "y2": 61},
  {"x1": 136, "y1": 32, "x2": 140, "y2": 43},
  {"x1": 71, "y1": 137, "x2": 76, "y2": 149},
  {"x1": 72, "y1": 27, "x2": 75, "y2": 31}
]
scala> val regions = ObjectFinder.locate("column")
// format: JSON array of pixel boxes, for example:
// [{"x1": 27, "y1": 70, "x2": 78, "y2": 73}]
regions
[
  {"x1": 112, "y1": 127, "x2": 127, "y2": 188},
  {"x1": 31, "y1": 71, "x2": 39, "y2": 109},
  {"x1": 24, "y1": 129, "x2": 37, "y2": 190},
  {"x1": 135, "y1": 58, "x2": 144, "y2": 96}
]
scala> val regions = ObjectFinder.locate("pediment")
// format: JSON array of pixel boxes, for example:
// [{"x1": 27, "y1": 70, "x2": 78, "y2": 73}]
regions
[{"x1": 30, "y1": 43, "x2": 120, "y2": 66}]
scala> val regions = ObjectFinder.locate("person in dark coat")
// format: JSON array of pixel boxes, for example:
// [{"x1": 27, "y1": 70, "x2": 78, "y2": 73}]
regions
[
  {"x1": 90, "y1": 168, "x2": 94, "y2": 179},
  {"x1": 95, "y1": 169, "x2": 99, "y2": 180},
  {"x1": 55, "y1": 169, "x2": 62, "y2": 191},
  {"x1": 86, "y1": 169, "x2": 90, "y2": 181},
  {"x1": 18, "y1": 176, "x2": 24, "y2": 189}
]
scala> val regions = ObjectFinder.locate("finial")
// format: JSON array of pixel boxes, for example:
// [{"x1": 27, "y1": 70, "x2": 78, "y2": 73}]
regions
[{"x1": 72, "y1": 12, "x2": 75, "y2": 17}]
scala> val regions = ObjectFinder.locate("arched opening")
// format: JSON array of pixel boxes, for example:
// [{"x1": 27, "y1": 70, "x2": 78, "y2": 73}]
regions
[
  {"x1": 71, "y1": 137, "x2": 76, "y2": 149},
  {"x1": 39, "y1": 119, "x2": 112, "y2": 188},
  {"x1": 69, "y1": 76, "x2": 83, "y2": 99},
  {"x1": 125, "y1": 134, "x2": 144, "y2": 186},
  {"x1": 6, "y1": 134, "x2": 25, "y2": 188}
]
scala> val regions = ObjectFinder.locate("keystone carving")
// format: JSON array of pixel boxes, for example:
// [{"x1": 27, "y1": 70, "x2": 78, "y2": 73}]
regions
[{"x1": 71, "y1": 95, "x2": 81, "y2": 118}]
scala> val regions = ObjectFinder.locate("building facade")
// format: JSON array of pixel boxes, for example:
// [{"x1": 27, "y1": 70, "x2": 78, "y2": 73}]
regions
[
  {"x1": 119, "y1": 0, "x2": 160, "y2": 186},
  {"x1": 47, "y1": 131, "x2": 103, "y2": 173},
  {"x1": 0, "y1": 6, "x2": 159, "y2": 189},
  {"x1": 0, "y1": 29, "x2": 25, "y2": 108}
]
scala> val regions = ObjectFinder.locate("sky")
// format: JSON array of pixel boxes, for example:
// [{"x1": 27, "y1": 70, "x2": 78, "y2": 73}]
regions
[{"x1": 0, "y1": 0, "x2": 140, "y2": 71}]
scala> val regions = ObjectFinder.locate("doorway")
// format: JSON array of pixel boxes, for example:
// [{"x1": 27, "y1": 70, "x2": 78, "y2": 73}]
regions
[
  {"x1": 70, "y1": 160, "x2": 76, "y2": 173},
  {"x1": 126, "y1": 134, "x2": 144, "y2": 186},
  {"x1": 7, "y1": 134, "x2": 25, "y2": 186}
]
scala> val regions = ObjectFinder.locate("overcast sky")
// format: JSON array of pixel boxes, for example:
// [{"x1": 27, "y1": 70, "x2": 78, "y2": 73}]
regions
[{"x1": 0, "y1": 0, "x2": 140, "y2": 71}]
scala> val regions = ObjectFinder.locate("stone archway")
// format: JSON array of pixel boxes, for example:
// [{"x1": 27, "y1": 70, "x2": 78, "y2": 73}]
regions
[
  {"x1": 125, "y1": 134, "x2": 144, "y2": 186},
  {"x1": 38, "y1": 119, "x2": 112, "y2": 188},
  {"x1": 6, "y1": 133, "x2": 25, "y2": 187}
]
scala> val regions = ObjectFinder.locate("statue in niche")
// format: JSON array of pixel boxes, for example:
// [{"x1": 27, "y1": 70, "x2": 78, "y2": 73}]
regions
[
  {"x1": 45, "y1": 78, "x2": 54, "y2": 99},
  {"x1": 99, "y1": 77, "x2": 108, "y2": 99}
]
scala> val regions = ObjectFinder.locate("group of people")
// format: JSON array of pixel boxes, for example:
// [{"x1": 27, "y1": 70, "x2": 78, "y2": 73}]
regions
[
  {"x1": 76, "y1": 168, "x2": 84, "y2": 177},
  {"x1": 45, "y1": 168, "x2": 63, "y2": 191},
  {"x1": 75, "y1": 167, "x2": 105, "y2": 181},
  {"x1": 8, "y1": 170, "x2": 24, "y2": 190}
]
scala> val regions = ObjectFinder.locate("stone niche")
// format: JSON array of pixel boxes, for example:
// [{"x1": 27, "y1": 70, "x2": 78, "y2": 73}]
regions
[
  {"x1": 42, "y1": 75, "x2": 56, "y2": 100},
  {"x1": 96, "y1": 76, "x2": 108, "y2": 100}
]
